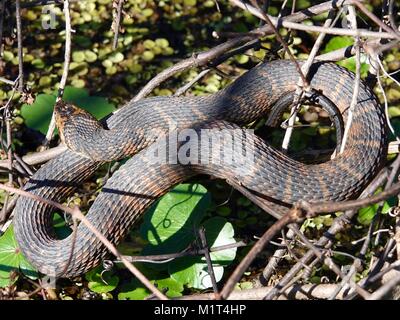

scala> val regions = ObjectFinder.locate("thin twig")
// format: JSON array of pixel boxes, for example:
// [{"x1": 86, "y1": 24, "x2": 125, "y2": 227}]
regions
[
  {"x1": 15, "y1": 0, "x2": 24, "y2": 92},
  {"x1": 249, "y1": 0, "x2": 308, "y2": 86},
  {"x1": 263, "y1": 170, "x2": 388, "y2": 300},
  {"x1": 388, "y1": 0, "x2": 400, "y2": 35},
  {"x1": 340, "y1": 5, "x2": 361, "y2": 153},
  {"x1": 198, "y1": 227, "x2": 218, "y2": 293},
  {"x1": 119, "y1": 241, "x2": 248, "y2": 263},
  {"x1": 179, "y1": 283, "x2": 352, "y2": 300},
  {"x1": 0, "y1": 0, "x2": 5, "y2": 55},
  {"x1": 0, "y1": 145, "x2": 67, "y2": 170},
  {"x1": 112, "y1": 0, "x2": 124, "y2": 50},
  {"x1": 229, "y1": 0, "x2": 397, "y2": 39},
  {"x1": 281, "y1": 8, "x2": 341, "y2": 151},
  {"x1": 218, "y1": 208, "x2": 300, "y2": 300},
  {"x1": 174, "y1": 69, "x2": 211, "y2": 96},
  {"x1": 44, "y1": 0, "x2": 72, "y2": 146},
  {"x1": 353, "y1": 0, "x2": 400, "y2": 39},
  {"x1": 133, "y1": 0, "x2": 363, "y2": 101}
]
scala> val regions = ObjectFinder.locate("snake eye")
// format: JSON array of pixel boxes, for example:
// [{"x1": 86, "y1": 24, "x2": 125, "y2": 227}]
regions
[{"x1": 55, "y1": 100, "x2": 81, "y2": 118}]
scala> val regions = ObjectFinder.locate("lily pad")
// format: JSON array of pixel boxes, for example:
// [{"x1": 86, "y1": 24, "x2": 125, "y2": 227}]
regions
[
  {"x1": 169, "y1": 217, "x2": 237, "y2": 290},
  {"x1": 21, "y1": 86, "x2": 115, "y2": 135},
  {"x1": 0, "y1": 226, "x2": 38, "y2": 288},
  {"x1": 140, "y1": 183, "x2": 211, "y2": 255}
]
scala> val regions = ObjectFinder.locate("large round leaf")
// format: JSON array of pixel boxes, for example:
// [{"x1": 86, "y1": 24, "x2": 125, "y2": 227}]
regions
[
  {"x1": 140, "y1": 183, "x2": 211, "y2": 255},
  {"x1": 21, "y1": 86, "x2": 115, "y2": 135},
  {"x1": 169, "y1": 217, "x2": 237, "y2": 290},
  {"x1": 0, "y1": 226, "x2": 38, "y2": 287}
]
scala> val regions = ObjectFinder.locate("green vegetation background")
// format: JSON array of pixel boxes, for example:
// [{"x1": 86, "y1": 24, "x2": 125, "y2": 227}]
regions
[{"x1": 0, "y1": 0, "x2": 399, "y2": 300}]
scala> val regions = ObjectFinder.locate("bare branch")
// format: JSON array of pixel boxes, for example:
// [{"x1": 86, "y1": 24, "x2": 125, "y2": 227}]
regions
[{"x1": 44, "y1": 0, "x2": 72, "y2": 146}]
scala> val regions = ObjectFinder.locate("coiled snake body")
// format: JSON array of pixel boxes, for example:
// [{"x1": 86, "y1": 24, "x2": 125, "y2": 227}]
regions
[{"x1": 13, "y1": 60, "x2": 388, "y2": 277}]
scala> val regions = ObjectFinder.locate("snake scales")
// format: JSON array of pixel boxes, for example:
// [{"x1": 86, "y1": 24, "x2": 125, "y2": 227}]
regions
[{"x1": 13, "y1": 60, "x2": 388, "y2": 277}]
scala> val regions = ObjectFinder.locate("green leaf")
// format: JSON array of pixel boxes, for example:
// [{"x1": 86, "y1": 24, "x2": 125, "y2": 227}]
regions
[
  {"x1": 323, "y1": 36, "x2": 354, "y2": 53},
  {"x1": 116, "y1": 265, "x2": 183, "y2": 299},
  {"x1": 358, "y1": 204, "x2": 379, "y2": 225},
  {"x1": 21, "y1": 86, "x2": 116, "y2": 134},
  {"x1": 118, "y1": 279, "x2": 151, "y2": 300},
  {"x1": 322, "y1": 36, "x2": 369, "y2": 76},
  {"x1": 169, "y1": 217, "x2": 237, "y2": 289},
  {"x1": 52, "y1": 213, "x2": 72, "y2": 239},
  {"x1": 388, "y1": 106, "x2": 400, "y2": 118},
  {"x1": 84, "y1": 50, "x2": 98, "y2": 63},
  {"x1": 140, "y1": 183, "x2": 211, "y2": 255},
  {"x1": 85, "y1": 266, "x2": 119, "y2": 293},
  {"x1": 154, "y1": 277, "x2": 184, "y2": 298},
  {"x1": 337, "y1": 57, "x2": 370, "y2": 76},
  {"x1": 170, "y1": 257, "x2": 224, "y2": 290},
  {"x1": 0, "y1": 226, "x2": 38, "y2": 287}
]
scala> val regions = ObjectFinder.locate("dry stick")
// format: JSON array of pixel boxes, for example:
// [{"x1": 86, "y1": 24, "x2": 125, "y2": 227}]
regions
[
  {"x1": 218, "y1": 207, "x2": 301, "y2": 300},
  {"x1": 375, "y1": 58, "x2": 399, "y2": 142},
  {"x1": 179, "y1": 283, "x2": 351, "y2": 300},
  {"x1": 329, "y1": 183, "x2": 386, "y2": 299},
  {"x1": 288, "y1": 225, "x2": 370, "y2": 299},
  {"x1": 249, "y1": 0, "x2": 307, "y2": 86},
  {"x1": 174, "y1": 69, "x2": 211, "y2": 96},
  {"x1": 388, "y1": 0, "x2": 400, "y2": 35},
  {"x1": 379, "y1": 56, "x2": 400, "y2": 143},
  {"x1": 119, "y1": 241, "x2": 248, "y2": 263},
  {"x1": 0, "y1": 114, "x2": 13, "y2": 224},
  {"x1": 198, "y1": 227, "x2": 219, "y2": 294},
  {"x1": 353, "y1": 0, "x2": 400, "y2": 39},
  {"x1": 0, "y1": 76, "x2": 15, "y2": 86},
  {"x1": 340, "y1": 6, "x2": 361, "y2": 153},
  {"x1": 300, "y1": 183, "x2": 400, "y2": 215},
  {"x1": 317, "y1": 44, "x2": 356, "y2": 61},
  {"x1": 246, "y1": 0, "x2": 308, "y2": 153},
  {"x1": 0, "y1": 145, "x2": 67, "y2": 170},
  {"x1": 277, "y1": 0, "x2": 289, "y2": 20},
  {"x1": 396, "y1": 213, "x2": 400, "y2": 265},
  {"x1": 279, "y1": 20, "x2": 397, "y2": 39},
  {"x1": 0, "y1": 183, "x2": 168, "y2": 300},
  {"x1": 329, "y1": 263, "x2": 359, "y2": 300},
  {"x1": 20, "y1": 0, "x2": 78, "y2": 8},
  {"x1": 13, "y1": 153, "x2": 34, "y2": 176},
  {"x1": 0, "y1": 195, "x2": 18, "y2": 229},
  {"x1": 221, "y1": 169, "x2": 389, "y2": 300},
  {"x1": 348, "y1": 238, "x2": 397, "y2": 300},
  {"x1": 0, "y1": 78, "x2": 21, "y2": 224},
  {"x1": 366, "y1": 258, "x2": 400, "y2": 287},
  {"x1": 343, "y1": 156, "x2": 400, "y2": 299},
  {"x1": 273, "y1": 257, "x2": 319, "y2": 298},
  {"x1": 367, "y1": 272, "x2": 400, "y2": 300},
  {"x1": 229, "y1": 0, "x2": 397, "y2": 39},
  {"x1": 282, "y1": 8, "x2": 340, "y2": 152},
  {"x1": 377, "y1": 55, "x2": 400, "y2": 89},
  {"x1": 263, "y1": 170, "x2": 388, "y2": 300},
  {"x1": 133, "y1": 0, "x2": 361, "y2": 101},
  {"x1": 112, "y1": 0, "x2": 124, "y2": 50},
  {"x1": 261, "y1": 230, "x2": 293, "y2": 284},
  {"x1": 0, "y1": 0, "x2": 5, "y2": 55},
  {"x1": 15, "y1": 0, "x2": 23, "y2": 92},
  {"x1": 44, "y1": 0, "x2": 71, "y2": 147}
]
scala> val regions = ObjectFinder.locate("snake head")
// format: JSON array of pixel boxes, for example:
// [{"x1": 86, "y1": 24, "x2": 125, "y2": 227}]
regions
[{"x1": 54, "y1": 100, "x2": 105, "y2": 157}]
